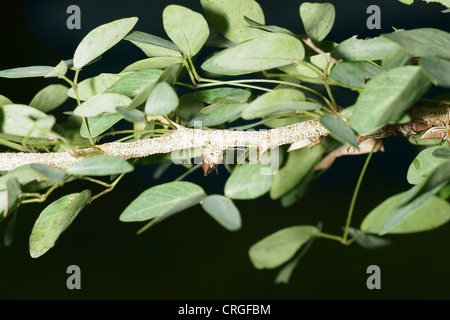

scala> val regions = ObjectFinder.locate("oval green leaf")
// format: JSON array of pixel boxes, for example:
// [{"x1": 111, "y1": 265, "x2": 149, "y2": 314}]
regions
[
  {"x1": 201, "y1": 0, "x2": 265, "y2": 43},
  {"x1": 163, "y1": 5, "x2": 209, "y2": 57},
  {"x1": 202, "y1": 103, "x2": 247, "y2": 126},
  {"x1": 201, "y1": 194, "x2": 241, "y2": 231},
  {"x1": 0, "y1": 104, "x2": 48, "y2": 138},
  {"x1": 73, "y1": 93, "x2": 132, "y2": 117},
  {"x1": 0, "y1": 66, "x2": 54, "y2": 78},
  {"x1": 145, "y1": 82, "x2": 179, "y2": 116},
  {"x1": 420, "y1": 56, "x2": 450, "y2": 88},
  {"x1": 105, "y1": 69, "x2": 163, "y2": 98},
  {"x1": 202, "y1": 33, "x2": 305, "y2": 75},
  {"x1": 124, "y1": 30, "x2": 182, "y2": 57},
  {"x1": 407, "y1": 146, "x2": 449, "y2": 185},
  {"x1": 30, "y1": 84, "x2": 69, "y2": 113},
  {"x1": 225, "y1": 163, "x2": 274, "y2": 199},
  {"x1": 121, "y1": 57, "x2": 182, "y2": 73},
  {"x1": 320, "y1": 113, "x2": 359, "y2": 149},
  {"x1": 361, "y1": 192, "x2": 450, "y2": 234},
  {"x1": 331, "y1": 36, "x2": 399, "y2": 61},
  {"x1": 249, "y1": 225, "x2": 318, "y2": 269},
  {"x1": 29, "y1": 190, "x2": 91, "y2": 258},
  {"x1": 66, "y1": 155, "x2": 134, "y2": 176},
  {"x1": 68, "y1": 73, "x2": 123, "y2": 101},
  {"x1": 242, "y1": 89, "x2": 319, "y2": 120},
  {"x1": 80, "y1": 113, "x2": 123, "y2": 138},
  {"x1": 73, "y1": 17, "x2": 138, "y2": 69},
  {"x1": 349, "y1": 66, "x2": 431, "y2": 135},
  {"x1": 330, "y1": 61, "x2": 381, "y2": 88},
  {"x1": 194, "y1": 87, "x2": 251, "y2": 104},
  {"x1": 299, "y1": 2, "x2": 335, "y2": 43},
  {"x1": 270, "y1": 145, "x2": 324, "y2": 199},
  {"x1": 30, "y1": 164, "x2": 66, "y2": 183},
  {"x1": 119, "y1": 181, "x2": 206, "y2": 222}
]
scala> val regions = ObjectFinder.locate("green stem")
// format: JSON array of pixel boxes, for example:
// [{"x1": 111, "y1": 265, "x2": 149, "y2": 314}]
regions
[
  {"x1": 20, "y1": 183, "x2": 60, "y2": 204},
  {"x1": 316, "y1": 232, "x2": 343, "y2": 243},
  {"x1": 342, "y1": 142, "x2": 377, "y2": 243},
  {"x1": 182, "y1": 58, "x2": 197, "y2": 86},
  {"x1": 196, "y1": 80, "x2": 272, "y2": 92},
  {"x1": 89, "y1": 172, "x2": 127, "y2": 202}
]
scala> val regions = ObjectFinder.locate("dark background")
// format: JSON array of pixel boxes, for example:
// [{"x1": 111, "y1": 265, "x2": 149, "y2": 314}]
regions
[{"x1": 0, "y1": 0, "x2": 449, "y2": 300}]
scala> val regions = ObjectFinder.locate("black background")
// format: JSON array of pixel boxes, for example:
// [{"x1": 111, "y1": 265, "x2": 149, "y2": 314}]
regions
[{"x1": 0, "y1": 0, "x2": 449, "y2": 300}]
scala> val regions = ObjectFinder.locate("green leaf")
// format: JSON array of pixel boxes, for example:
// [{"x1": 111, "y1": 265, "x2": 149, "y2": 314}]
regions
[
  {"x1": 420, "y1": 56, "x2": 450, "y2": 88},
  {"x1": 121, "y1": 57, "x2": 182, "y2": 73},
  {"x1": 0, "y1": 104, "x2": 48, "y2": 138},
  {"x1": 331, "y1": 36, "x2": 399, "y2": 61},
  {"x1": 194, "y1": 87, "x2": 251, "y2": 104},
  {"x1": 163, "y1": 5, "x2": 209, "y2": 57},
  {"x1": 68, "y1": 73, "x2": 123, "y2": 101},
  {"x1": 124, "y1": 30, "x2": 182, "y2": 57},
  {"x1": 66, "y1": 155, "x2": 134, "y2": 176},
  {"x1": 361, "y1": 193, "x2": 450, "y2": 234},
  {"x1": 349, "y1": 66, "x2": 430, "y2": 135},
  {"x1": 175, "y1": 93, "x2": 204, "y2": 126},
  {"x1": 320, "y1": 113, "x2": 359, "y2": 149},
  {"x1": 243, "y1": 16, "x2": 296, "y2": 36},
  {"x1": 224, "y1": 163, "x2": 274, "y2": 199},
  {"x1": 201, "y1": 194, "x2": 241, "y2": 231},
  {"x1": 440, "y1": 184, "x2": 450, "y2": 199},
  {"x1": 29, "y1": 84, "x2": 69, "y2": 113},
  {"x1": 202, "y1": 32, "x2": 305, "y2": 75},
  {"x1": 29, "y1": 190, "x2": 91, "y2": 258},
  {"x1": 280, "y1": 169, "x2": 315, "y2": 207},
  {"x1": 381, "y1": 47, "x2": 413, "y2": 70},
  {"x1": 249, "y1": 225, "x2": 318, "y2": 269},
  {"x1": 382, "y1": 28, "x2": 450, "y2": 60},
  {"x1": 202, "y1": 103, "x2": 247, "y2": 126},
  {"x1": 330, "y1": 61, "x2": 381, "y2": 88},
  {"x1": 80, "y1": 113, "x2": 123, "y2": 138},
  {"x1": 119, "y1": 181, "x2": 206, "y2": 222},
  {"x1": 433, "y1": 147, "x2": 450, "y2": 159},
  {"x1": 145, "y1": 82, "x2": 179, "y2": 116},
  {"x1": 242, "y1": 89, "x2": 319, "y2": 120},
  {"x1": 116, "y1": 106, "x2": 145, "y2": 123},
  {"x1": 0, "y1": 66, "x2": 54, "y2": 78},
  {"x1": 201, "y1": 0, "x2": 265, "y2": 43},
  {"x1": 407, "y1": 146, "x2": 449, "y2": 184},
  {"x1": 270, "y1": 146, "x2": 324, "y2": 199},
  {"x1": 299, "y1": 2, "x2": 335, "y2": 43},
  {"x1": 346, "y1": 228, "x2": 391, "y2": 249},
  {"x1": 73, "y1": 93, "x2": 132, "y2": 117},
  {"x1": 105, "y1": 69, "x2": 163, "y2": 98},
  {"x1": 0, "y1": 177, "x2": 21, "y2": 219},
  {"x1": 0, "y1": 94, "x2": 13, "y2": 106},
  {"x1": 44, "y1": 60, "x2": 68, "y2": 78},
  {"x1": 30, "y1": 164, "x2": 66, "y2": 183},
  {"x1": 73, "y1": 17, "x2": 138, "y2": 69}
]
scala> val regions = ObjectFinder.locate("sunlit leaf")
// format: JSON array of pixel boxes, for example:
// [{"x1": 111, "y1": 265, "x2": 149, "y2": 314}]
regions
[
  {"x1": 202, "y1": 33, "x2": 305, "y2": 75},
  {"x1": 163, "y1": 5, "x2": 209, "y2": 57},
  {"x1": 73, "y1": 93, "x2": 132, "y2": 117},
  {"x1": 68, "y1": 73, "x2": 123, "y2": 101},
  {"x1": 29, "y1": 190, "x2": 91, "y2": 258},
  {"x1": 249, "y1": 225, "x2": 318, "y2": 269},
  {"x1": 66, "y1": 155, "x2": 134, "y2": 176},
  {"x1": 0, "y1": 66, "x2": 54, "y2": 78},
  {"x1": 244, "y1": 16, "x2": 296, "y2": 36},
  {"x1": 202, "y1": 103, "x2": 247, "y2": 126},
  {"x1": 73, "y1": 17, "x2": 138, "y2": 69},
  {"x1": 225, "y1": 163, "x2": 273, "y2": 199},
  {"x1": 201, "y1": 0, "x2": 265, "y2": 43},
  {"x1": 119, "y1": 181, "x2": 206, "y2": 222},
  {"x1": 121, "y1": 57, "x2": 182, "y2": 72},
  {"x1": 30, "y1": 164, "x2": 66, "y2": 183},
  {"x1": 124, "y1": 30, "x2": 182, "y2": 57},
  {"x1": 0, "y1": 104, "x2": 48, "y2": 138},
  {"x1": 201, "y1": 194, "x2": 241, "y2": 231},
  {"x1": 0, "y1": 177, "x2": 21, "y2": 220},
  {"x1": 0, "y1": 94, "x2": 13, "y2": 106},
  {"x1": 44, "y1": 60, "x2": 68, "y2": 78},
  {"x1": 349, "y1": 66, "x2": 431, "y2": 135},
  {"x1": 299, "y1": 2, "x2": 335, "y2": 43}
]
